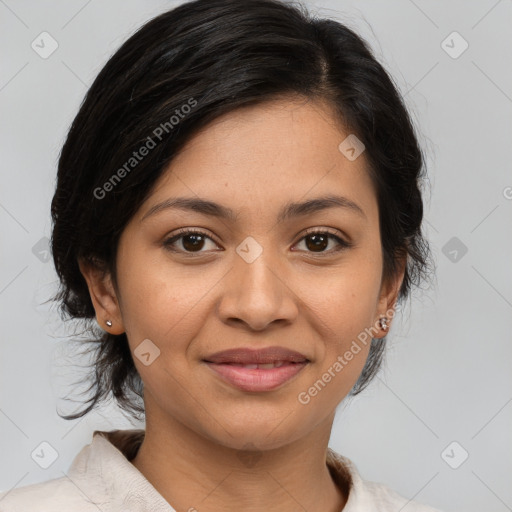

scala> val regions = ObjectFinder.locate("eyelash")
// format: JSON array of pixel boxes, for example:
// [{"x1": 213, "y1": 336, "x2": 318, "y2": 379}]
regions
[{"x1": 162, "y1": 228, "x2": 353, "y2": 256}]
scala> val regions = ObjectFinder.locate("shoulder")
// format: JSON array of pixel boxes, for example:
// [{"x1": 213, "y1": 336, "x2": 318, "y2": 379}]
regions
[
  {"x1": 326, "y1": 449, "x2": 443, "y2": 512},
  {"x1": 0, "y1": 476, "x2": 98, "y2": 511},
  {"x1": 361, "y1": 479, "x2": 443, "y2": 511}
]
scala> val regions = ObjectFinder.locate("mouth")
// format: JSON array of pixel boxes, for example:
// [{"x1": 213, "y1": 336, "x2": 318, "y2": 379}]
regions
[
  {"x1": 202, "y1": 346, "x2": 310, "y2": 392},
  {"x1": 203, "y1": 346, "x2": 310, "y2": 365},
  {"x1": 203, "y1": 351, "x2": 309, "y2": 392},
  {"x1": 210, "y1": 361, "x2": 303, "y2": 369}
]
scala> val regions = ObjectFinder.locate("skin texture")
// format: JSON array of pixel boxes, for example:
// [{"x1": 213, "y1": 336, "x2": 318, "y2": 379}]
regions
[{"x1": 79, "y1": 96, "x2": 405, "y2": 512}]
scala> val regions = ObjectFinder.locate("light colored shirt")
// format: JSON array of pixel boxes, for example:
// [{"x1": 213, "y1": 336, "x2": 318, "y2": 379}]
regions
[{"x1": 0, "y1": 429, "x2": 442, "y2": 511}]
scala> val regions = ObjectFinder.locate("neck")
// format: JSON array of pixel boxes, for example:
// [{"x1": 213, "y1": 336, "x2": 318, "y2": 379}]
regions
[{"x1": 131, "y1": 409, "x2": 347, "y2": 512}]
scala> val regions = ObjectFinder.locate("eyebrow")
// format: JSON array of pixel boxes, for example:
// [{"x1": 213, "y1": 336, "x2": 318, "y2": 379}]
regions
[{"x1": 141, "y1": 194, "x2": 366, "y2": 223}]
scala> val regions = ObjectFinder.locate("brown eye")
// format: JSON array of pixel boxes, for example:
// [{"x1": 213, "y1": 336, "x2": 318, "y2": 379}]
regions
[
  {"x1": 305, "y1": 233, "x2": 329, "y2": 252},
  {"x1": 181, "y1": 233, "x2": 206, "y2": 251},
  {"x1": 294, "y1": 230, "x2": 352, "y2": 255},
  {"x1": 163, "y1": 229, "x2": 219, "y2": 253}
]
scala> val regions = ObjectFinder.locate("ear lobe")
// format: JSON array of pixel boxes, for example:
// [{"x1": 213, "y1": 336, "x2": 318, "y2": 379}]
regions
[
  {"x1": 78, "y1": 258, "x2": 125, "y2": 334},
  {"x1": 375, "y1": 256, "x2": 407, "y2": 336},
  {"x1": 380, "y1": 271, "x2": 403, "y2": 311}
]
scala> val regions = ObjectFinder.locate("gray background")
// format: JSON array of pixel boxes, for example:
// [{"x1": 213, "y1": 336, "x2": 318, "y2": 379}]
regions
[{"x1": 1, "y1": 1, "x2": 511, "y2": 511}]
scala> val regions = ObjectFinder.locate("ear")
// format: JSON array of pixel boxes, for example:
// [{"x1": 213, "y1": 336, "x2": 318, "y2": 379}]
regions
[
  {"x1": 78, "y1": 258, "x2": 125, "y2": 335},
  {"x1": 373, "y1": 254, "x2": 406, "y2": 338}
]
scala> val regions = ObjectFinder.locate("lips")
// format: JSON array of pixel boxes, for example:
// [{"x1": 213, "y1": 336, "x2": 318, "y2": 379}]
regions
[
  {"x1": 203, "y1": 346, "x2": 309, "y2": 365},
  {"x1": 224, "y1": 361, "x2": 288, "y2": 369},
  {"x1": 203, "y1": 346, "x2": 310, "y2": 392}
]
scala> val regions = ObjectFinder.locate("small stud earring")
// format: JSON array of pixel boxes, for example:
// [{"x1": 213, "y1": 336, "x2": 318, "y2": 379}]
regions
[
  {"x1": 106, "y1": 320, "x2": 112, "y2": 327},
  {"x1": 379, "y1": 317, "x2": 389, "y2": 331}
]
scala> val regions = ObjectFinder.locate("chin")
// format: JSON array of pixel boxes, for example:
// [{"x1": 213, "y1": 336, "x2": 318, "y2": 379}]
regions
[{"x1": 203, "y1": 415, "x2": 306, "y2": 452}]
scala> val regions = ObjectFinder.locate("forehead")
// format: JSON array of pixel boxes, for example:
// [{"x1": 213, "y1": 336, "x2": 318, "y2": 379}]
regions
[{"x1": 137, "y1": 96, "x2": 378, "y2": 224}]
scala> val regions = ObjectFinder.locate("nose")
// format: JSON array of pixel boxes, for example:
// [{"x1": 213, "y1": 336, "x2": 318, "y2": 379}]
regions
[{"x1": 216, "y1": 245, "x2": 298, "y2": 331}]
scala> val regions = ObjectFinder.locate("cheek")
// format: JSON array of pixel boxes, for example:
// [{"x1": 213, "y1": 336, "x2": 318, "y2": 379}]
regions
[
  {"x1": 116, "y1": 243, "x2": 182, "y2": 322},
  {"x1": 116, "y1": 249, "x2": 221, "y2": 367},
  {"x1": 295, "y1": 288, "x2": 375, "y2": 414},
  {"x1": 301, "y1": 261, "x2": 381, "y2": 337},
  {"x1": 295, "y1": 264, "x2": 380, "y2": 398}
]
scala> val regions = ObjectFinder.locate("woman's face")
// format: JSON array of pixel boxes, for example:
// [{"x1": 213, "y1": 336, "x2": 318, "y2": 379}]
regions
[{"x1": 84, "y1": 97, "x2": 403, "y2": 450}]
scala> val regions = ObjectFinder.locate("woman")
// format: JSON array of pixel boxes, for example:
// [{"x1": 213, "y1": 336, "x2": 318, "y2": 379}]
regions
[{"x1": 0, "y1": 0, "x2": 439, "y2": 510}]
